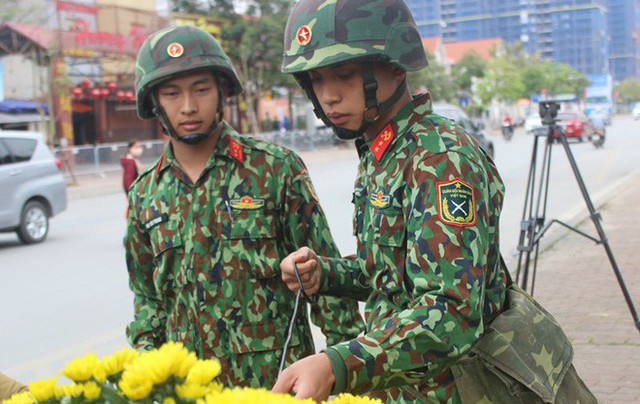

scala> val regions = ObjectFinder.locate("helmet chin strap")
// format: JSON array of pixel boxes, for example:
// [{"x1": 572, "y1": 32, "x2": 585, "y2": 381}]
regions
[
  {"x1": 303, "y1": 64, "x2": 407, "y2": 140},
  {"x1": 151, "y1": 79, "x2": 225, "y2": 146}
]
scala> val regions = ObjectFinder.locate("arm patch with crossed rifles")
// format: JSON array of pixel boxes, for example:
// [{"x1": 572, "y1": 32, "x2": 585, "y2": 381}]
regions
[{"x1": 436, "y1": 178, "x2": 477, "y2": 227}]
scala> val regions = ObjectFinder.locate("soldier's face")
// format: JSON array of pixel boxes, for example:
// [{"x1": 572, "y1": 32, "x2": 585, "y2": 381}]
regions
[
  {"x1": 308, "y1": 62, "x2": 403, "y2": 131},
  {"x1": 156, "y1": 70, "x2": 220, "y2": 137}
]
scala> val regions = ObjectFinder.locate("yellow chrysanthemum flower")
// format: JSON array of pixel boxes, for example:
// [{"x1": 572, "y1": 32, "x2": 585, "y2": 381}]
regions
[
  {"x1": 203, "y1": 387, "x2": 314, "y2": 403},
  {"x1": 101, "y1": 347, "x2": 140, "y2": 378},
  {"x1": 61, "y1": 353, "x2": 99, "y2": 382},
  {"x1": 118, "y1": 370, "x2": 153, "y2": 401},
  {"x1": 27, "y1": 376, "x2": 57, "y2": 402},
  {"x1": 82, "y1": 381, "x2": 102, "y2": 401},
  {"x1": 175, "y1": 382, "x2": 209, "y2": 400},
  {"x1": 162, "y1": 398, "x2": 177, "y2": 404},
  {"x1": 328, "y1": 393, "x2": 383, "y2": 404},
  {"x1": 92, "y1": 362, "x2": 107, "y2": 383},
  {"x1": 1, "y1": 391, "x2": 34, "y2": 404},
  {"x1": 54, "y1": 383, "x2": 84, "y2": 399},
  {"x1": 185, "y1": 359, "x2": 221, "y2": 385},
  {"x1": 159, "y1": 341, "x2": 198, "y2": 378},
  {"x1": 205, "y1": 382, "x2": 224, "y2": 395},
  {"x1": 116, "y1": 350, "x2": 166, "y2": 388}
]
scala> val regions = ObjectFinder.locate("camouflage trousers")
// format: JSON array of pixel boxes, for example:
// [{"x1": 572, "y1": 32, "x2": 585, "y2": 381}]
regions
[{"x1": 451, "y1": 284, "x2": 598, "y2": 403}]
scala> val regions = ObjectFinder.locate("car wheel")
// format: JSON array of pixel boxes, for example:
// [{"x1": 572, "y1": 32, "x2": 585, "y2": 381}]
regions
[{"x1": 17, "y1": 200, "x2": 49, "y2": 244}]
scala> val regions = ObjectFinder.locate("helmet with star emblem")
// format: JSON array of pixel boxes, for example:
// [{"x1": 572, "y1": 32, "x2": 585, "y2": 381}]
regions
[
  {"x1": 281, "y1": 0, "x2": 428, "y2": 76},
  {"x1": 135, "y1": 25, "x2": 243, "y2": 119}
]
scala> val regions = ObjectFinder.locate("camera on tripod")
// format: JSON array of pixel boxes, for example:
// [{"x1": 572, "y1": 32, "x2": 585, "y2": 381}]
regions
[{"x1": 539, "y1": 101, "x2": 560, "y2": 125}]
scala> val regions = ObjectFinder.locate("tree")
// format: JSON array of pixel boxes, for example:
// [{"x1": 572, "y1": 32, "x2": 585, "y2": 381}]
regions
[
  {"x1": 536, "y1": 62, "x2": 588, "y2": 98},
  {"x1": 172, "y1": 0, "x2": 207, "y2": 14},
  {"x1": 407, "y1": 50, "x2": 457, "y2": 102},
  {"x1": 475, "y1": 57, "x2": 524, "y2": 104},
  {"x1": 452, "y1": 52, "x2": 486, "y2": 92},
  {"x1": 0, "y1": 0, "x2": 45, "y2": 25},
  {"x1": 615, "y1": 78, "x2": 640, "y2": 104},
  {"x1": 173, "y1": 0, "x2": 293, "y2": 133},
  {"x1": 521, "y1": 63, "x2": 548, "y2": 99}
]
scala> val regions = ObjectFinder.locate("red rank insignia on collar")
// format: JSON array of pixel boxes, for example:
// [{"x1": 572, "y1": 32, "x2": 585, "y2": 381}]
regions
[
  {"x1": 154, "y1": 153, "x2": 165, "y2": 181},
  {"x1": 229, "y1": 137, "x2": 244, "y2": 163},
  {"x1": 370, "y1": 123, "x2": 395, "y2": 162}
]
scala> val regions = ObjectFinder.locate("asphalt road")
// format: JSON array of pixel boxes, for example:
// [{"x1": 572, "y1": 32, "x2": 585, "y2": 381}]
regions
[{"x1": 1, "y1": 114, "x2": 639, "y2": 384}]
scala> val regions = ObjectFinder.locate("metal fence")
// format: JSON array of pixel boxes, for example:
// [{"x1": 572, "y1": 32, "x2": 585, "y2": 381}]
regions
[{"x1": 53, "y1": 127, "x2": 341, "y2": 178}]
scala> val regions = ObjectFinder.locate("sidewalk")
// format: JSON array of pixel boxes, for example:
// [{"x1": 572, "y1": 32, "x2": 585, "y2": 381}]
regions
[
  {"x1": 66, "y1": 150, "x2": 639, "y2": 403},
  {"x1": 520, "y1": 168, "x2": 640, "y2": 403}
]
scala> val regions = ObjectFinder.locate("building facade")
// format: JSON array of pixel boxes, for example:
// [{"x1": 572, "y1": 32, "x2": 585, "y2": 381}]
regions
[{"x1": 407, "y1": 0, "x2": 639, "y2": 82}]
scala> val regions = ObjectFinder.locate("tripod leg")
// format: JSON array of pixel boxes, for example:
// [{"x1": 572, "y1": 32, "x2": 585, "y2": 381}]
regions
[
  {"x1": 516, "y1": 134, "x2": 541, "y2": 287},
  {"x1": 516, "y1": 129, "x2": 555, "y2": 294},
  {"x1": 558, "y1": 132, "x2": 640, "y2": 332}
]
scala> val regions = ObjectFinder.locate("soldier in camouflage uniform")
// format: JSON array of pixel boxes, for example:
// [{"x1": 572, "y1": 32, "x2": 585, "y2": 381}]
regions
[
  {"x1": 125, "y1": 25, "x2": 364, "y2": 389},
  {"x1": 273, "y1": 0, "x2": 510, "y2": 402}
]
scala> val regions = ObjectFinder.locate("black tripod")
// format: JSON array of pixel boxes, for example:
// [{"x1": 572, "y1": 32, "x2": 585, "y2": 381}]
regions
[{"x1": 515, "y1": 102, "x2": 640, "y2": 333}]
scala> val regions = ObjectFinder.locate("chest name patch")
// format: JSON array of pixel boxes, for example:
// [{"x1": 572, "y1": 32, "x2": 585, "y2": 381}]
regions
[
  {"x1": 142, "y1": 213, "x2": 168, "y2": 232},
  {"x1": 437, "y1": 178, "x2": 477, "y2": 227},
  {"x1": 229, "y1": 196, "x2": 265, "y2": 210}
]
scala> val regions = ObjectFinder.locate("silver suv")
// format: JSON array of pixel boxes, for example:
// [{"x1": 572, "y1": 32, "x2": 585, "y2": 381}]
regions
[
  {"x1": 432, "y1": 102, "x2": 495, "y2": 160},
  {"x1": 0, "y1": 130, "x2": 67, "y2": 243}
]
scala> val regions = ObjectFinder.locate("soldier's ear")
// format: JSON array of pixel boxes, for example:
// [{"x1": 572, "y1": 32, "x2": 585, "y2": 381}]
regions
[{"x1": 392, "y1": 66, "x2": 406, "y2": 82}]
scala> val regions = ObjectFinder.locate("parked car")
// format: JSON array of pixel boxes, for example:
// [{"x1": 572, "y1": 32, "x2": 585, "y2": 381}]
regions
[
  {"x1": 0, "y1": 130, "x2": 67, "y2": 243},
  {"x1": 632, "y1": 103, "x2": 640, "y2": 120},
  {"x1": 524, "y1": 111, "x2": 543, "y2": 134},
  {"x1": 431, "y1": 102, "x2": 495, "y2": 159},
  {"x1": 553, "y1": 111, "x2": 594, "y2": 142}
]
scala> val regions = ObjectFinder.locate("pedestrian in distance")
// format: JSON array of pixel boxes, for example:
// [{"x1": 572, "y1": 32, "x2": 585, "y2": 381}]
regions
[
  {"x1": 125, "y1": 25, "x2": 364, "y2": 389},
  {"x1": 120, "y1": 139, "x2": 144, "y2": 194},
  {"x1": 273, "y1": 0, "x2": 596, "y2": 402}
]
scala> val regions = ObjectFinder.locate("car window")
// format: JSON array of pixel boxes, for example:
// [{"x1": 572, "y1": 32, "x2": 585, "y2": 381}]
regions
[
  {"x1": 1, "y1": 138, "x2": 37, "y2": 163},
  {"x1": 433, "y1": 106, "x2": 461, "y2": 121},
  {"x1": 0, "y1": 140, "x2": 12, "y2": 165},
  {"x1": 457, "y1": 118, "x2": 476, "y2": 133}
]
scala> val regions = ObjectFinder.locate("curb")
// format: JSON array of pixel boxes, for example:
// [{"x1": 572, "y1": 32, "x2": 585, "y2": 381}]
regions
[{"x1": 505, "y1": 167, "x2": 640, "y2": 269}]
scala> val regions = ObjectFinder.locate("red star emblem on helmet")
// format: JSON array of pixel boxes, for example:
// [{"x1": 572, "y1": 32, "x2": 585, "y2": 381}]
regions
[
  {"x1": 296, "y1": 25, "x2": 312, "y2": 46},
  {"x1": 167, "y1": 42, "x2": 184, "y2": 58}
]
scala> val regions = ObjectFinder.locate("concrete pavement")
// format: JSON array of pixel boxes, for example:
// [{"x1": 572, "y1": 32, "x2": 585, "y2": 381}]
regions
[
  {"x1": 65, "y1": 149, "x2": 640, "y2": 403},
  {"x1": 518, "y1": 168, "x2": 640, "y2": 403}
]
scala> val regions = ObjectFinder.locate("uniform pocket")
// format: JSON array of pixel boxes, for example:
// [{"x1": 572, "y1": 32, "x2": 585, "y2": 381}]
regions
[
  {"x1": 219, "y1": 209, "x2": 279, "y2": 279},
  {"x1": 373, "y1": 208, "x2": 406, "y2": 247},
  {"x1": 148, "y1": 220, "x2": 183, "y2": 257},
  {"x1": 227, "y1": 318, "x2": 300, "y2": 354}
]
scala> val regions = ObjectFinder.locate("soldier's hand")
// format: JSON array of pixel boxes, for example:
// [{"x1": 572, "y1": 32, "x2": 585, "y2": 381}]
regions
[
  {"x1": 272, "y1": 353, "x2": 334, "y2": 401},
  {"x1": 280, "y1": 247, "x2": 321, "y2": 296}
]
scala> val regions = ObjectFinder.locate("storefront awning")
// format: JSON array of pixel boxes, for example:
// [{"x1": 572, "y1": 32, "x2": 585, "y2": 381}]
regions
[
  {"x1": 0, "y1": 22, "x2": 51, "y2": 58},
  {"x1": 0, "y1": 99, "x2": 49, "y2": 114}
]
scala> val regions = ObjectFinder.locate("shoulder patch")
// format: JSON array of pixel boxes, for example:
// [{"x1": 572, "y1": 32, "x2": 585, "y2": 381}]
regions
[{"x1": 436, "y1": 178, "x2": 477, "y2": 227}]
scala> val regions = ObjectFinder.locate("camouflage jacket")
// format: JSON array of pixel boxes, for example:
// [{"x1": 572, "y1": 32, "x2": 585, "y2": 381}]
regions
[
  {"x1": 125, "y1": 122, "x2": 364, "y2": 388},
  {"x1": 319, "y1": 93, "x2": 508, "y2": 402}
]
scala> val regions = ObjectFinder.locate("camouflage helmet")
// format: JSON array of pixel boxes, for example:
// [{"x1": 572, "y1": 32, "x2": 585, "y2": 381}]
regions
[
  {"x1": 135, "y1": 25, "x2": 243, "y2": 119},
  {"x1": 281, "y1": 0, "x2": 428, "y2": 75}
]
